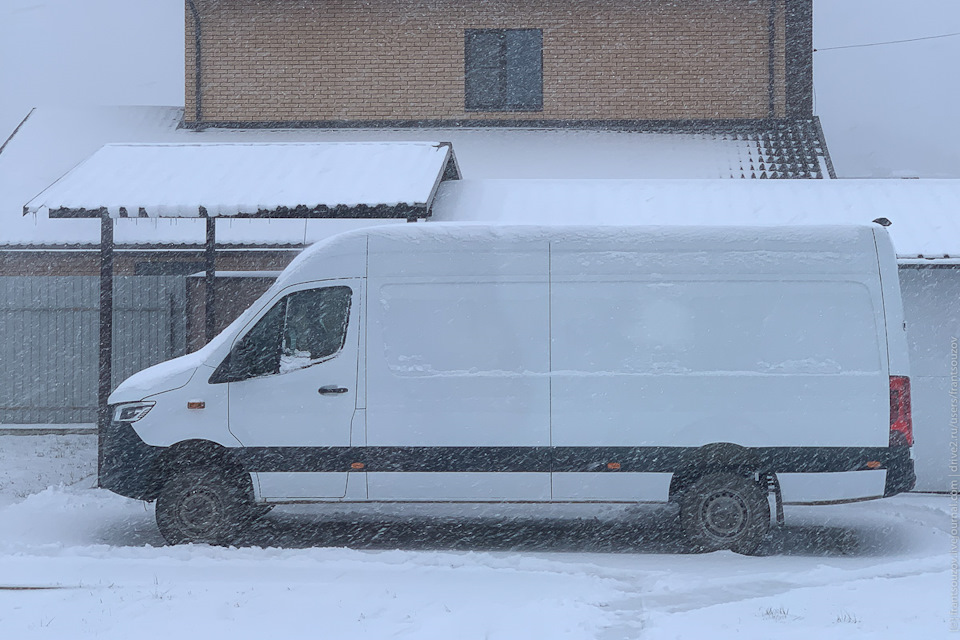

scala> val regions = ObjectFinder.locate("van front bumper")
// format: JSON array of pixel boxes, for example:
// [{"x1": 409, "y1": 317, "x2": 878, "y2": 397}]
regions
[
  {"x1": 884, "y1": 447, "x2": 916, "y2": 497},
  {"x1": 99, "y1": 416, "x2": 165, "y2": 501}
]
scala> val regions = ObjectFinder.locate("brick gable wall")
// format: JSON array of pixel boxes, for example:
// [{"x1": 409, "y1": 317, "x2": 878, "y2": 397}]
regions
[{"x1": 185, "y1": 0, "x2": 793, "y2": 125}]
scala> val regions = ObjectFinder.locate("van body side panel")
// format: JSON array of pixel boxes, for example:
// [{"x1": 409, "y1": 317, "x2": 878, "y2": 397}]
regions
[
  {"x1": 874, "y1": 228, "x2": 910, "y2": 377},
  {"x1": 366, "y1": 279, "x2": 549, "y2": 447},
  {"x1": 367, "y1": 472, "x2": 551, "y2": 501},
  {"x1": 549, "y1": 232, "x2": 890, "y2": 458},
  {"x1": 256, "y1": 472, "x2": 352, "y2": 500},
  {"x1": 551, "y1": 277, "x2": 887, "y2": 449},
  {"x1": 350, "y1": 409, "x2": 366, "y2": 447},
  {"x1": 364, "y1": 233, "x2": 551, "y2": 500},
  {"x1": 354, "y1": 267, "x2": 367, "y2": 413},
  {"x1": 133, "y1": 367, "x2": 234, "y2": 448},
  {"x1": 778, "y1": 470, "x2": 887, "y2": 504},
  {"x1": 552, "y1": 472, "x2": 672, "y2": 502}
]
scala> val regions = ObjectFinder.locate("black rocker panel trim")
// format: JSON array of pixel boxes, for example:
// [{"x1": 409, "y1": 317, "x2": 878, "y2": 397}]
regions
[
  {"x1": 229, "y1": 445, "x2": 907, "y2": 475},
  {"x1": 100, "y1": 416, "x2": 914, "y2": 501}
]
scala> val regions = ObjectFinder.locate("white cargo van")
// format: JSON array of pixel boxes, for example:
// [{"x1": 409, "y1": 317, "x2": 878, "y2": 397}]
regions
[{"x1": 103, "y1": 224, "x2": 915, "y2": 553}]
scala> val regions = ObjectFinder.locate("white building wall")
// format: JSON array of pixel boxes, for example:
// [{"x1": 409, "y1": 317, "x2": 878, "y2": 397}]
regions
[{"x1": 899, "y1": 265, "x2": 960, "y2": 491}]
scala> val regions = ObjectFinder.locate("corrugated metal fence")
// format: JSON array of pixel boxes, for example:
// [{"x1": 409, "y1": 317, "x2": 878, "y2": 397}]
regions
[{"x1": 0, "y1": 277, "x2": 186, "y2": 423}]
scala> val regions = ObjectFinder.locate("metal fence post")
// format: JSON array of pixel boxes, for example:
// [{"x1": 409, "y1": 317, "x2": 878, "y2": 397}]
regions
[
  {"x1": 97, "y1": 211, "x2": 114, "y2": 486},
  {"x1": 204, "y1": 210, "x2": 216, "y2": 344}
]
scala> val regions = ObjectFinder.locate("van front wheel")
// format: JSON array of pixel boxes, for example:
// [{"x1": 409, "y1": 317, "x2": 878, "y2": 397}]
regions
[
  {"x1": 679, "y1": 472, "x2": 769, "y2": 554},
  {"x1": 155, "y1": 466, "x2": 253, "y2": 545}
]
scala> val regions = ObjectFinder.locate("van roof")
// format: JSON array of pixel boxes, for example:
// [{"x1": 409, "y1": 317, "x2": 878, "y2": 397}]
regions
[
  {"x1": 277, "y1": 222, "x2": 879, "y2": 286},
  {"x1": 322, "y1": 221, "x2": 876, "y2": 246}
]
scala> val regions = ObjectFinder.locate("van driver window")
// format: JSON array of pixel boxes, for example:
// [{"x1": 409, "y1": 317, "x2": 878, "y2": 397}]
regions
[
  {"x1": 280, "y1": 286, "x2": 352, "y2": 373},
  {"x1": 211, "y1": 285, "x2": 352, "y2": 382}
]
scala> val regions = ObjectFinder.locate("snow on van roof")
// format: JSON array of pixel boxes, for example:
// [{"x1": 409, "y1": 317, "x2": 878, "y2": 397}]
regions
[
  {"x1": 356, "y1": 221, "x2": 874, "y2": 242},
  {"x1": 268, "y1": 223, "x2": 880, "y2": 297},
  {"x1": 283, "y1": 222, "x2": 877, "y2": 277},
  {"x1": 431, "y1": 179, "x2": 960, "y2": 259}
]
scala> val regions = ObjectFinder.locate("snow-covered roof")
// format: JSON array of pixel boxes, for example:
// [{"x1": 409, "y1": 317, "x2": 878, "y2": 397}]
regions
[
  {"x1": 431, "y1": 179, "x2": 960, "y2": 260},
  {"x1": 4, "y1": 107, "x2": 955, "y2": 258},
  {"x1": 2, "y1": 106, "x2": 828, "y2": 247},
  {"x1": 23, "y1": 141, "x2": 459, "y2": 219}
]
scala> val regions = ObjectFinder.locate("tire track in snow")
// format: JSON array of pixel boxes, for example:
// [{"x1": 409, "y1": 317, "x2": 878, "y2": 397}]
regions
[{"x1": 639, "y1": 555, "x2": 948, "y2": 614}]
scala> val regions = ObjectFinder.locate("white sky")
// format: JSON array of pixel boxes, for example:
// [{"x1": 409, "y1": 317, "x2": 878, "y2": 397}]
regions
[
  {"x1": 0, "y1": 0, "x2": 957, "y2": 177},
  {"x1": 813, "y1": 0, "x2": 960, "y2": 177}
]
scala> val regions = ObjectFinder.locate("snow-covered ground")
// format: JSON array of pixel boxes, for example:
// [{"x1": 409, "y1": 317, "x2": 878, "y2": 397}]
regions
[{"x1": 0, "y1": 434, "x2": 954, "y2": 638}]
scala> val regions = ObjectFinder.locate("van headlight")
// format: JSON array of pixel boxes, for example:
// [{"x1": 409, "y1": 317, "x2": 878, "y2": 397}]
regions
[{"x1": 113, "y1": 401, "x2": 156, "y2": 423}]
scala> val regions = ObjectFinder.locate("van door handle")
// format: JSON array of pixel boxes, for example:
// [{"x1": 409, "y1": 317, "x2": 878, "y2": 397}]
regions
[{"x1": 318, "y1": 385, "x2": 349, "y2": 395}]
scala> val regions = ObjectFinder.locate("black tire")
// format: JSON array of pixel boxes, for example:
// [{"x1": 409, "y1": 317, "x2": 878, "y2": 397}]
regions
[
  {"x1": 679, "y1": 472, "x2": 770, "y2": 554},
  {"x1": 155, "y1": 466, "x2": 256, "y2": 545}
]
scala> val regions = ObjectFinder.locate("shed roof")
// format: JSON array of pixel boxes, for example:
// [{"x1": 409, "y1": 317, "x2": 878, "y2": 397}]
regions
[
  {"x1": 2, "y1": 107, "x2": 833, "y2": 247},
  {"x1": 431, "y1": 178, "x2": 960, "y2": 260},
  {"x1": 23, "y1": 141, "x2": 459, "y2": 219}
]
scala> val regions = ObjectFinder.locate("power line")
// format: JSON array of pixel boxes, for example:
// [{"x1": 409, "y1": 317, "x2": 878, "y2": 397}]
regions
[{"x1": 815, "y1": 31, "x2": 960, "y2": 52}]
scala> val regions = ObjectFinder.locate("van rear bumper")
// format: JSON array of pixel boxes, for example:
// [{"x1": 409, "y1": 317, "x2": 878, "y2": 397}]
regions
[{"x1": 883, "y1": 447, "x2": 916, "y2": 497}]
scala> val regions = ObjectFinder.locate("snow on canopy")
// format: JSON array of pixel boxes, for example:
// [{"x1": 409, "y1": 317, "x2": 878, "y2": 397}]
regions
[
  {"x1": 431, "y1": 178, "x2": 960, "y2": 260},
  {"x1": 23, "y1": 141, "x2": 458, "y2": 219},
  {"x1": 2, "y1": 106, "x2": 802, "y2": 247},
  {"x1": 4, "y1": 107, "x2": 960, "y2": 255}
]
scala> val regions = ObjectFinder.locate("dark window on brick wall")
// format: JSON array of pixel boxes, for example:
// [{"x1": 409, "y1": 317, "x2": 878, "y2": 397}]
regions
[{"x1": 465, "y1": 29, "x2": 543, "y2": 111}]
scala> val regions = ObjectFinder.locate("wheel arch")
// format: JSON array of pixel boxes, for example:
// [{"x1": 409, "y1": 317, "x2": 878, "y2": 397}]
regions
[
  {"x1": 669, "y1": 442, "x2": 765, "y2": 502},
  {"x1": 145, "y1": 439, "x2": 246, "y2": 501}
]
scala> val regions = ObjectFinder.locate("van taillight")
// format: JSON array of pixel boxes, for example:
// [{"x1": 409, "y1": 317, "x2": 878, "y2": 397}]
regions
[{"x1": 889, "y1": 376, "x2": 913, "y2": 447}]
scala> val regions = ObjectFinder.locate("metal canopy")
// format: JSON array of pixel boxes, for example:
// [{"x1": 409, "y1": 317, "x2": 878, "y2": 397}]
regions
[
  {"x1": 30, "y1": 140, "x2": 460, "y2": 485},
  {"x1": 24, "y1": 141, "x2": 460, "y2": 219}
]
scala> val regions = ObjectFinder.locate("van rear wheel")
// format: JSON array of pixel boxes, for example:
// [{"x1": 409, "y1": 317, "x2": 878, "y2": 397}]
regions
[
  {"x1": 679, "y1": 472, "x2": 769, "y2": 554},
  {"x1": 155, "y1": 466, "x2": 255, "y2": 545}
]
